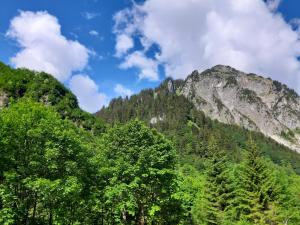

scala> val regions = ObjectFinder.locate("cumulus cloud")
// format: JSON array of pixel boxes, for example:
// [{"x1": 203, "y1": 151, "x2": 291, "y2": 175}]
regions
[
  {"x1": 265, "y1": 0, "x2": 282, "y2": 11},
  {"x1": 115, "y1": 34, "x2": 134, "y2": 57},
  {"x1": 120, "y1": 51, "x2": 159, "y2": 81},
  {"x1": 114, "y1": 84, "x2": 133, "y2": 98},
  {"x1": 7, "y1": 11, "x2": 89, "y2": 82},
  {"x1": 69, "y1": 74, "x2": 107, "y2": 113},
  {"x1": 114, "y1": 0, "x2": 300, "y2": 92},
  {"x1": 7, "y1": 11, "x2": 107, "y2": 113}
]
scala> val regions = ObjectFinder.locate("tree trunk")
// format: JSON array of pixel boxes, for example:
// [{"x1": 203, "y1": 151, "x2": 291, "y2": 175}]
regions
[
  {"x1": 49, "y1": 210, "x2": 53, "y2": 225},
  {"x1": 122, "y1": 210, "x2": 127, "y2": 223},
  {"x1": 32, "y1": 197, "x2": 37, "y2": 222},
  {"x1": 138, "y1": 204, "x2": 146, "y2": 225}
]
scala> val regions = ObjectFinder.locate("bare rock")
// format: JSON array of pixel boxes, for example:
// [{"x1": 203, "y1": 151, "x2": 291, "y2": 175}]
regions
[{"x1": 181, "y1": 65, "x2": 300, "y2": 152}]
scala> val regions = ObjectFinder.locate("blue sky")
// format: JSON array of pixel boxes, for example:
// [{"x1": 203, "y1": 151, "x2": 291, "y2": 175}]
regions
[
  {"x1": 0, "y1": 0, "x2": 157, "y2": 103},
  {"x1": 1, "y1": 0, "x2": 300, "y2": 112}
]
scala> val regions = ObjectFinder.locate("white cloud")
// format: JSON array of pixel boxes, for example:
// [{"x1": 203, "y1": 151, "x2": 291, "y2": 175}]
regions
[
  {"x1": 69, "y1": 74, "x2": 107, "y2": 113},
  {"x1": 115, "y1": 34, "x2": 134, "y2": 57},
  {"x1": 266, "y1": 0, "x2": 282, "y2": 11},
  {"x1": 7, "y1": 11, "x2": 89, "y2": 82},
  {"x1": 120, "y1": 51, "x2": 159, "y2": 81},
  {"x1": 89, "y1": 30, "x2": 99, "y2": 36},
  {"x1": 7, "y1": 11, "x2": 107, "y2": 113},
  {"x1": 114, "y1": 84, "x2": 133, "y2": 98},
  {"x1": 82, "y1": 12, "x2": 100, "y2": 20},
  {"x1": 114, "y1": 0, "x2": 300, "y2": 92}
]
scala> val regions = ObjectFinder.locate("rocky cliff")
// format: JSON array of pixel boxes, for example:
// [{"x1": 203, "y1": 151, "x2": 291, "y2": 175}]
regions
[{"x1": 180, "y1": 65, "x2": 300, "y2": 152}]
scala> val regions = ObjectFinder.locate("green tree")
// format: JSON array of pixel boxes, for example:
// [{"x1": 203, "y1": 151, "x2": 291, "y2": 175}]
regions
[
  {"x1": 100, "y1": 120, "x2": 183, "y2": 224},
  {"x1": 273, "y1": 163, "x2": 300, "y2": 225},
  {"x1": 0, "y1": 99, "x2": 97, "y2": 224},
  {"x1": 233, "y1": 137, "x2": 281, "y2": 224},
  {"x1": 193, "y1": 138, "x2": 234, "y2": 225}
]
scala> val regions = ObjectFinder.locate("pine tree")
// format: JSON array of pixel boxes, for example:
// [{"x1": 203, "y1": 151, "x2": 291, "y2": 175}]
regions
[
  {"x1": 203, "y1": 137, "x2": 234, "y2": 225},
  {"x1": 234, "y1": 137, "x2": 280, "y2": 224}
]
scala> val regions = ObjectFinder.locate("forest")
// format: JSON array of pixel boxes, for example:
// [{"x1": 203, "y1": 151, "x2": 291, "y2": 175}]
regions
[{"x1": 1, "y1": 62, "x2": 300, "y2": 224}]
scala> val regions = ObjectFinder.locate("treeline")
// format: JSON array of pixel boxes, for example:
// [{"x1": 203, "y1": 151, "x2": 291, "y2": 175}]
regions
[{"x1": 1, "y1": 99, "x2": 300, "y2": 224}]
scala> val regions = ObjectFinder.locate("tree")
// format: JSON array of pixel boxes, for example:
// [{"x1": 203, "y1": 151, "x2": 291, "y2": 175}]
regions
[
  {"x1": 100, "y1": 120, "x2": 183, "y2": 224},
  {"x1": 0, "y1": 99, "x2": 97, "y2": 224},
  {"x1": 193, "y1": 137, "x2": 234, "y2": 225},
  {"x1": 233, "y1": 137, "x2": 281, "y2": 224}
]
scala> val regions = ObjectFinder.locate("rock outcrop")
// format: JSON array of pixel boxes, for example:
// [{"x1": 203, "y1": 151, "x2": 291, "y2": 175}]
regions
[
  {"x1": 0, "y1": 91, "x2": 8, "y2": 108},
  {"x1": 180, "y1": 65, "x2": 300, "y2": 152}
]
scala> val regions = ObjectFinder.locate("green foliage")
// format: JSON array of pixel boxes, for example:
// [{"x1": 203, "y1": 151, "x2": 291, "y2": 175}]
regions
[
  {"x1": 203, "y1": 140, "x2": 235, "y2": 225},
  {"x1": 239, "y1": 89, "x2": 261, "y2": 104},
  {"x1": 0, "y1": 101, "x2": 183, "y2": 224},
  {"x1": 190, "y1": 138, "x2": 235, "y2": 225},
  {"x1": 281, "y1": 130, "x2": 295, "y2": 142},
  {"x1": 0, "y1": 62, "x2": 106, "y2": 135},
  {"x1": 0, "y1": 99, "x2": 99, "y2": 224},
  {"x1": 99, "y1": 120, "x2": 184, "y2": 224},
  {"x1": 186, "y1": 138, "x2": 300, "y2": 225},
  {"x1": 273, "y1": 80, "x2": 283, "y2": 92},
  {"x1": 224, "y1": 76, "x2": 238, "y2": 88},
  {"x1": 231, "y1": 138, "x2": 282, "y2": 224}
]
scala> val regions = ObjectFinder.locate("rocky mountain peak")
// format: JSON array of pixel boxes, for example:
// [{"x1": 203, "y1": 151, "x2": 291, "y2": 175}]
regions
[
  {"x1": 209, "y1": 64, "x2": 238, "y2": 73},
  {"x1": 181, "y1": 65, "x2": 300, "y2": 152}
]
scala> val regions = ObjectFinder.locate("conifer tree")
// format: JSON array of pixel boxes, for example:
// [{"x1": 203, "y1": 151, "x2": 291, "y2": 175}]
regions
[
  {"x1": 234, "y1": 137, "x2": 280, "y2": 224},
  {"x1": 203, "y1": 138, "x2": 234, "y2": 225}
]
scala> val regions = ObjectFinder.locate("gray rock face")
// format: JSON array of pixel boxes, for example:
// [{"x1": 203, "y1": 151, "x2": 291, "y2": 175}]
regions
[
  {"x1": 167, "y1": 79, "x2": 175, "y2": 93},
  {"x1": 0, "y1": 91, "x2": 8, "y2": 108},
  {"x1": 180, "y1": 65, "x2": 300, "y2": 153}
]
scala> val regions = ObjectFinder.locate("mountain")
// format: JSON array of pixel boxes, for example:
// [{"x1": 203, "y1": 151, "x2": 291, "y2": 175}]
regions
[
  {"x1": 96, "y1": 69, "x2": 300, "y2": 173},
  {"x1": 181, "y1": 65, "x2": 300, "y2": 152},
  {"x1": 98, "y1": 65, "x2": 300, "y2": 153}
]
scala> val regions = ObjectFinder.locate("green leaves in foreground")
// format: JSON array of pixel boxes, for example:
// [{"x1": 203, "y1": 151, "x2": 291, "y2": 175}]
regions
[
  {"x1": 99, "y1": 120, "x2": 183, "y2": 224},
  {"x1": 0, "y1": 101, "x2": 183, "y2": 224},
  {"x1": 0, "y1": 99, "x2": 97, "y2": 224}
]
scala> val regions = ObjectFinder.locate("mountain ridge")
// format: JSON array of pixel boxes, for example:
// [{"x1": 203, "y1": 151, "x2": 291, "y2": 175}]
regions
[{"x1": 177, "y1": 65, "x2": 300, "y2": 152}]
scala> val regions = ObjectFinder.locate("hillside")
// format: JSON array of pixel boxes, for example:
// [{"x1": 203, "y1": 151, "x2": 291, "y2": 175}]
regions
[
  {"x1": 97, "y1": 72, "x2": 300, "y2": 173},
  {"x1": 0, "y1": 62, "x2": 105, "y2": 135}
]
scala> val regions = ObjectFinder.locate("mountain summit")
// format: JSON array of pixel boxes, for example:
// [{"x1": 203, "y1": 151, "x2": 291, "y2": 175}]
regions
[{"x1": 180, "y1": 65, "x2": 300, "y2": 152}]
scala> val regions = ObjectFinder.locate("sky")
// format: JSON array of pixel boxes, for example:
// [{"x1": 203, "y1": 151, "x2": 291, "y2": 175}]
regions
[{"x1": 1, "y1": 0, "x2": 300, "y2": 113}]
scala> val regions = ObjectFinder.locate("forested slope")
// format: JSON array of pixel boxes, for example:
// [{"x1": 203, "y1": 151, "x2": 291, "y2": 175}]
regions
[
  {"x1": 97, "y1": 79, "x2": 300, "y2": 173},
  {"x1": 0, "y1": 62, "x2": 300, "y2": 224},
  {"x1": 0, "y1": 62, "x2": 105, "y2": 135}
]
